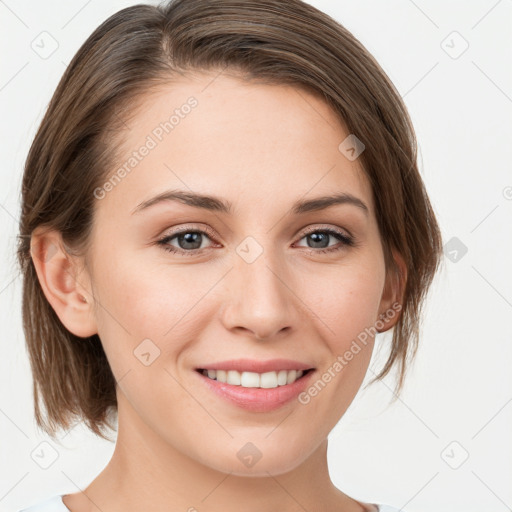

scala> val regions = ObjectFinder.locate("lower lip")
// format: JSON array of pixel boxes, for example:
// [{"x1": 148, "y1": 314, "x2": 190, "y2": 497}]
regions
[{"x1": 195, "y1": 369, "x2": 315, "y2": 412}]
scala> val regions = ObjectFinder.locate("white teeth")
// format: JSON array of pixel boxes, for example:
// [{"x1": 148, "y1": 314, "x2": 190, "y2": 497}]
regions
[
  {"x1": 277, "y1": 369, "x2": 288, "y2": 386},
  {"x1": 260, "y1": 371, "x2": 278, "y2": 388},
  {"x1": 241, "y1": 371, "x2": 260, "y2": 388},
  {"x1": 227, "y1": 370, "x2": 240, "y2": 385},
  {"x1": 201, "y1": 369, "x2": 305, "y2": 388}
]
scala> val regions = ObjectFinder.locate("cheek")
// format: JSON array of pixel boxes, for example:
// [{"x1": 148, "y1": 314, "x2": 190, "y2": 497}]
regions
[
  {"x1": 285, "y1": 260, "x2": 386, "y2": 442},
  {"x1": 90, "y1": 249, "x2": 215, "y2": 369},
  {"x1": 91, "y1": 233, "x2": 385, "y2": 375},
  {"x1": 301, "y1": 259, "x2": 385, "y2": 349}
]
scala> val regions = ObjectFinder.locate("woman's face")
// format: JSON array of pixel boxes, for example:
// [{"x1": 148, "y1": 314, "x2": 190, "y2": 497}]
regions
[{"x1": 83, "y1": 71, "x2": 398, "y2": 476}]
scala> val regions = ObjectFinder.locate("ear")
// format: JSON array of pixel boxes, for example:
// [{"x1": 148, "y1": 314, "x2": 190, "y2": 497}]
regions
[
  {"x1": 30, "y1": 227, "x2": 97, "y2": 338},
  {"x1": 376, "y1": 248, "x2": 407, "y2": 333}
]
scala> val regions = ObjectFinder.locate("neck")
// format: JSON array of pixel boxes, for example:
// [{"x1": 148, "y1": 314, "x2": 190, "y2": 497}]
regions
[{"x1": 73, "y1": 391, "x2": 369, "y2": 512}]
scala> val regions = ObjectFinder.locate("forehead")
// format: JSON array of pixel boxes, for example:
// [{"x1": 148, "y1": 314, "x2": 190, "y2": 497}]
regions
[{"x1": 97, "y1": 71, "x2": 374, "y2": 219}]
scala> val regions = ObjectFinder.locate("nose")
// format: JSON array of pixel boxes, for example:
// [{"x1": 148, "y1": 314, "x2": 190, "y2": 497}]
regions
[{"x1": 219, "y1": 248, "x2": 299, "y2": 341}]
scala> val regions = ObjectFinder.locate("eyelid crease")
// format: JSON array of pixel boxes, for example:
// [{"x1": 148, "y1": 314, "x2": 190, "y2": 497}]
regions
[
  {"x1": 300, "y1": 223, "x2": 353, "y2": 240},
  {"x1": 155, "y1": 223, "x2": 356, "y2": 256},
  {"x1": 156, "y1": 222, "x2": 352, "y2": 242}
]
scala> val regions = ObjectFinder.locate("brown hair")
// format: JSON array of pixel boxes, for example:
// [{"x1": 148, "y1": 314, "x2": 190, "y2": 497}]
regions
[{"x1": 17, "y1": 0, "x2": 442, "y2": 440}]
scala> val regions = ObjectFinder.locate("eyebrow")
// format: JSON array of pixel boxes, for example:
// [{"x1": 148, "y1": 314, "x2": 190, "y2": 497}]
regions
[{"x1": 131, "y1": 189, "x2": 369, "y2": 216}]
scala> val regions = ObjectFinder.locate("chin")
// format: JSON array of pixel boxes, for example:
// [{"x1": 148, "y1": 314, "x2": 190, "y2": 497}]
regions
[{"x1": 200, "y1": 440, "x2": 311, "y2": 477}]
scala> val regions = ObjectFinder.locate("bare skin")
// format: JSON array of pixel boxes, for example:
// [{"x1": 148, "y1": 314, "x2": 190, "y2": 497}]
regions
[{"x1": 31, "y1": 69, "x2": 404, "y2": 512}]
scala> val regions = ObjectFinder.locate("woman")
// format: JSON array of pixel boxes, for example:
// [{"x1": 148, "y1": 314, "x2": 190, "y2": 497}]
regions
[{"x1": 17, "y1": 0, "x2": 442, "y2": 510}]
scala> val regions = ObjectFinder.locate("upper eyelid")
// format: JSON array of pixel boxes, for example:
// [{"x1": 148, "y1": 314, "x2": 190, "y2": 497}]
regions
[
  {"x1": 159, "y1": 224, "x2": 217, "y2": 242},
  {"x1": 159, "y1": 223, "x2": 352, "y2": 245},
  {"x1": 300, "y1": 224, "x2": 352, "y2": 238}
]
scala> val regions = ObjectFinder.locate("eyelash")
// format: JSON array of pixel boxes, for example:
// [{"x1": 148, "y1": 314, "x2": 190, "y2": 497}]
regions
[{"x1": 156, "y1": 225, "x2": 355, "y2": 257}]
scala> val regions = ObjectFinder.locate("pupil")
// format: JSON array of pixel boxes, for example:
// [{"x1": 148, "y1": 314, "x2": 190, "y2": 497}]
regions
[
  {"x1": 176, "y1": 232, "x2": 330, "y2": 250},
  {"x1": 179, "y1": 232, "x2": 202, "y2": 249},
  {"x1": 309, "y1": 232, "x2": 328, "y2": 248}
]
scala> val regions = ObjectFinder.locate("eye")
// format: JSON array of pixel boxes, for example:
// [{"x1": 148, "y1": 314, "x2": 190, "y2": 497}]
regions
[
  {"x1": 156, "y1": 227, "x2": 216, "y2": 257},
  {"x1": 294, "y1": 227, "x2": 354, "y2": 254},
  {"x1": 156, "y1": 225, "x2": 355, "y2": 257}
]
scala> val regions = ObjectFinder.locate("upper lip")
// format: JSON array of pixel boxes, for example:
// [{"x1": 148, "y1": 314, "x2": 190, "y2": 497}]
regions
[{"x1": 196, "y1": 358, "x2": 315, "y2": 373}]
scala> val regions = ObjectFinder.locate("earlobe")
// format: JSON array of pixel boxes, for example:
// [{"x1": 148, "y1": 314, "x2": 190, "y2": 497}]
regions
[
  {"x1": 377, "y1": 249, "x2": 407, "y2": 333},
  {"x1": 30, "y1": 227, "x2": 97, "y2": 338}
]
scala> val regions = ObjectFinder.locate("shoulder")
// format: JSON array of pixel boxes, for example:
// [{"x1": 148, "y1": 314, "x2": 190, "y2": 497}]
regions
[
  {"x1": 17, "y1": 494, "x2": 69, "y2": 512},
  {"x1": 17, "y1": 495, "x2": 403, "y2": 512}
]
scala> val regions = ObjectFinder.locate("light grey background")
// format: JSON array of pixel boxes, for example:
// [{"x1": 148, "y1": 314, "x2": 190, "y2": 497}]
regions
[{"x1": 1, "y1": 1, "x2": 511, "y2": 511}]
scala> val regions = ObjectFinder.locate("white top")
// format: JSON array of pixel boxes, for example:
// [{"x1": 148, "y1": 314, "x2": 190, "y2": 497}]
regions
[
  {"x1": 18, "y1": 494, "x2": 405, "y2": 511},
  {"x1": 18, "y1": 495, "x2": 69, "y2": 511}
]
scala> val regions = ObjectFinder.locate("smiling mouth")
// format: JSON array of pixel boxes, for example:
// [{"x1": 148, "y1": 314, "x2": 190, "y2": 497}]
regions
[{"x1": 195, "y1": 368, "x2": 314, "y2": 388}]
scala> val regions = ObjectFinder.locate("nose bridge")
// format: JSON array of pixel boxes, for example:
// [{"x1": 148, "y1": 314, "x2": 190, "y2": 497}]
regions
[{"x1": 221, "y1": 235, "x2": 297, "y2": 339}]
